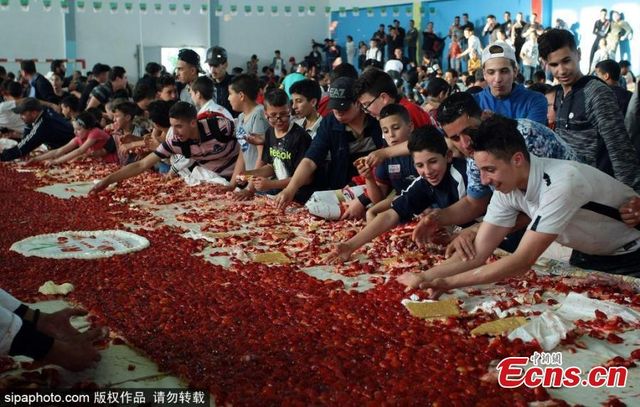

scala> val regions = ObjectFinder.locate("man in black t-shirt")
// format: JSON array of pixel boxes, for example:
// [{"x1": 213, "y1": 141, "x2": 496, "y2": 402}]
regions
[{"x1": 206, "y1": 46, "x2": 236, "y2": 118}]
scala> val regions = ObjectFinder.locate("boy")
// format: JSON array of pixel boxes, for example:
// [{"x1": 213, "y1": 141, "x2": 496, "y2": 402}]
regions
[
  {"x1": 110, "y1": 101, "x2": 148, "y2": 165},
  {"x1": 357, "y1": 104, "x2": 418, "y2": 217},
  {"x1": 227, "y1": 74, "x2": 269, "y2": 186},
  {"x1": 156, "y1": 75, "x2": 178, "y2": 102},
  {"x1": 90, "y1": 102, "x2": 238, "y2": 194},
  {"x1": 289, "y1": 79, "x2": 323, "y2": 139},
  {"x1": 328, "y1": 125, "x2": 467, "y2": 263},
  {"x1": 234, "y1": 89, "x2": 311, "y2": 202},
  {"x1": 189, "y1": 76, "x2": 233, "y2": 119},
  {"x1": 60, "y1": 94, "x2": 80, "y2": 121},
  {"x1": 398, "y1": 115, "x2": 640, "y2": 295}
]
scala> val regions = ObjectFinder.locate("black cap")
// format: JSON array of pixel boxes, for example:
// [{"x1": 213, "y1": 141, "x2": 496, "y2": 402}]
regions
[
  {"x1": 178, "y1": 48, "x2": 204, "y2": 72},
  {"x1": 92, "y1": 63, "x2": 111, "y2": 75},
  {"x1": 12, "y1": 97, "x2": 43, "y2": 114},
  {"x1": 327, "y1": 77, "x2": 356, "y2": 111},
  {"x1": 206, "y1": 46, "x2": 227, "y2": 66}
]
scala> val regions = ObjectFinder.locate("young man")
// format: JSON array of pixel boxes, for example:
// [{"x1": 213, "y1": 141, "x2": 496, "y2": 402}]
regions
[
  {"x1": 79, "y1": 63, "x2": 110, "y2": 110},
  {"x1": 354, "y1": 68, "x2": 434, "y2": 128},
  {"x1": 235, "y1": 89, "x2": 311, "y2": 202},
  {"x1": 474, "y1": 42, "x2": 547, "y2": 124},
  {"x1": 175, "y1": 48, "x2": 202, "y2": 105},
  {"x1": 274, "y1": 77, "x2": 384, "y2": 209},
  {"x1": 60, "y1": 94, "x2": 80, "y2": 121},
  {"x1": 538, "y1": 28, "x2": 640, "y2": 193},
  {"x1": 188, "y1": 76, "x2": 233, "y2": 119},
  {"x1": 412, "y1": 93, "x2": 579, "y2": 258},
  {"x1": 90, "y1": 102, "x2": 238, "y2": 194},
  {"x1": 156, "y1": 75, "x2": 178, "y2": 102},
  {"x1": 206, "y1": 46, "x2": 235, "y2": 117},
  {"x1": 398, "y1": 115, "x2": 640, "y2": 296},
  {"x1": 86, "y1": 66, "x2": 128, "y2": 110},
  {"x1": 290, "y1": 79, "x2": 323, "y2": 139},
  {"x1": 1, "y1": 98, "x2": 73, "y2": 162},
  {"x1": 594, "y1": 59, "x2": 633, "y2": 116},
  {"x1": 19, "y1": 60, "x2": 57, "y2": 103},
  {"x1": 329, "y1": 125, "x2": 466, "y2": 263}
]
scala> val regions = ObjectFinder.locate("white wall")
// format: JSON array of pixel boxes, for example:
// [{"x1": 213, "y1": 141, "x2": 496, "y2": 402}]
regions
[
  {"x1": 0, "y1": 4, "x2": 65, "y2": 75},
  {"x1": 75, "y1": 8, "x2": 209, "y2": 80},
  {"x1": 216, "y1": 0, "x2": 330, "y2": 72},
  {"x1": 0, "y1": 0, "x2": 330, "y2": 82}
]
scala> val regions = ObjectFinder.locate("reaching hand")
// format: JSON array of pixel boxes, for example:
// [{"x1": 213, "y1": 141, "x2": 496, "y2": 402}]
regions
[
  {"x1": 42, "y1": 327, "x2": 107, "y2": 372},
  {"x1": 411, "y1": 209, "x2": 441, "y2": 248},
  {"x1": 417, "y1": 278, "x2": 449, "y2": 299},
  {"x1": 397, "y1": 272, "x2": 427, "y2": 291},
  {"x1": 37, "y1": 308, "x2": 87, "y2": 340},
  {"x1": 274, "y1": 188, "x2": 295, "y2": 210},
  {"x1": 365, "y1": 149, "x2": 387, "y2": 168},
  {"x1": 89, "y1": 179, "x2": 109, "y2": 195},
  {"x1": 340, "y1": 199, "x2": 366, "y2": 220},
  {"x1": 445, "y1": 227, "x2": 477, "y2": 260},
  {"x1": 252, "y1": 176, "x2": 271, "y2": 192},
  {"x1": 231, "y1": 189, "x2": 255, "y2": 201},
  {"x1": 326, "y1": 242, "x2": 355, "y2": 264}
]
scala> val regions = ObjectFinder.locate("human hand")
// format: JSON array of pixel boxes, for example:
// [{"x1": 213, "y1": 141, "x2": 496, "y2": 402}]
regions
[
  {"x1": 246, "y1": 134, "x2": 264, "y2": 145},
  {"x1": 42, "y1": 327, "x2": 107, "y2": 372},
  {"x1": 397, "y1": 271, "x2": 428, "y2": 291},
  {"x1": 36, "y1": 308, "x2": 88, "y2": 340},
  {"x1": 354, "y1": 157, "x2": 373, "y2": 179},
  {"x1": 620, "y1": 196, "x2": 640, "y2": 228},
  {"x1": 274, "y1": 187, "x2": 295, "y2": 210},
  {"x1": 231, "y1": 188, "x2": 255, "y2": 201},
  {"x1": 417, "y1": 278, "x2": 449, "y2": 299},
  {"x1": 365, "y1": 149, "x2": 387, "y2": 168},
  {"x1": 89, "y1": 179, "x2": 109, "y2": 195},
  {"x1": 412, "y1": 209, "x2": 441, "y2": 248},
  {"x1": 326, "y1": 242, "x2": 356, "y2": 263},
  {"x1": 445, "y1": 227, "x2": 477, "y2": 260},
  {"x1": 252, "y1": 176, "x2": 271, "y2": 192},
  {"x1": 340, "y1": 198, "x2": 366, "y2": 220}
]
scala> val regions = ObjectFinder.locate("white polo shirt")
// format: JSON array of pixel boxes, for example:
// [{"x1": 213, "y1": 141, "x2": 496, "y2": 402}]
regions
[{"x1": 484, "y1": 156, "x2": 640, "y2": 256}]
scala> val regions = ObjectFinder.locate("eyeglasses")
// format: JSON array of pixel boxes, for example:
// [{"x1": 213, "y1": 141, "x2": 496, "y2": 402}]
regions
[
  {"x1": 266, "y1": 112, "x2": 290, "y2": 123},
  {"x1": 360, "y1": 94, "x2": 380, "y2": 114}
]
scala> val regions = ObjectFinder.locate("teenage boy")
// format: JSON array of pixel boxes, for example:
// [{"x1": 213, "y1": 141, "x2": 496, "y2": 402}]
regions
[
  {"x1": 86, "y1": 66, "x2": 128, "y2": 110},
  {"x1": 0, "y1": 80, "x2": 26, "y2": 135},
  {"x1": 110, "y1": 101, "x2": 147, "y2": 164},
  {"x1": 354, "y1": 68, "x2": 433, "y2": 128},
  {"x1": 206, "y1": 46, "x2": 235, "y2": 117},
  {"x1": 474, "y1": 43, "x2": 547, "y2": 124},
  {"x1": 156, "y1": 75, "x2": 178, "y2": 102},
  {"x1": 175, "y1": 49, "x2": 203, "y2": 105},
  {"x1": 329, "y1": 125, "x2": 466, "y2": 263},
  {"x1": 90, "y1": 102, "x2": 238, "y2": 193},
  {"x1": 189, "y1": 76, "x2": 233, "y2": 119},
  {"x1": 538, "y1": 28, "x2": 640, "y2": 193},
  {"x1": 1, "y1": 98, "x2": 73, "y2": 161},
  {"x1": 594, "y1": 59, "x2": 633, "y2": 116},
  {"x1": 357, "y1": 104, "x2": 418, "y2": 212},
  {"x1": 398, "y1": 115, "x2": 640, "y2": 296},
  {"x1": 289, "y1": 79, "x2": 323, "y2": 139},
  {"x1": 234, "y1": 89, "x2": 311, "y2": 202},
  {"x1": 274, "y1": 77, "x2": 384, "y2": 209},
  {"x1": 227, "y1": 74, "x2": 269, "y2": 181},
  {"x1": 60, "y1": 95, "x2": 80, "y2": 121},
  {"x1": 19, "y1": 60, "x2": 56, "y2": 103}
]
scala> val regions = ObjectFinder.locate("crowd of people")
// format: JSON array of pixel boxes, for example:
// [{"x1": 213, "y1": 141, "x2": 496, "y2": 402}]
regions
[{"x1": 0, "y1": 9, "x2": 639, "y2": 371}]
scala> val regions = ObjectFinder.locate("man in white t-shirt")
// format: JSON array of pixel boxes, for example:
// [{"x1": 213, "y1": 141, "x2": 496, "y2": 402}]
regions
[{"x1": 398, "y1": 114, "x2": 640, "y2": 295}]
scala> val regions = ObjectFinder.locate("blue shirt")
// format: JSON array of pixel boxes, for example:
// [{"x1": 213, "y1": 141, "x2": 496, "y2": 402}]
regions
[
  {"x1": 392, "y1": 158, "x2": 467, "y2": 223},
  {"x1": 474, "y1": 83, "x2": 548, "y2": 124},
  {"x1": 374, "y1": 155, "x2": 418, "y2": 195},
  {"x1": 467, "y1": 119, "x2": 581, "y2": 199},
  {"x1": 305, "y1": 113, "x2": 384, "y2": 190}
]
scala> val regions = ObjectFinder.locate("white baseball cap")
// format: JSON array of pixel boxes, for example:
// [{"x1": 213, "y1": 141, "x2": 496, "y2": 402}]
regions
[{"x1": 481, "y1": 42, "x2": 517, "y2": 65}]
